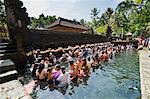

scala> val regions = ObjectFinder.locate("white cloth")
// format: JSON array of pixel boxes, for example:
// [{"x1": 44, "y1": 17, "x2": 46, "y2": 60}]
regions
[{"x1": 57, "y1": 73, "x2": 69, "y2": 87}]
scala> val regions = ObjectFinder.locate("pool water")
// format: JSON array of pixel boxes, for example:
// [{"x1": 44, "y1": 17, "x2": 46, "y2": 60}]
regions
[{"x1": 23, "y1": 50, "x2": 141, "y2": 99}]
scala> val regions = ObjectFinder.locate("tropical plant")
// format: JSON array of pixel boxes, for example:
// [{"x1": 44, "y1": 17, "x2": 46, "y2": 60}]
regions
[
  {"x1": 90, "y1": 8, "x2": 100, "y2": 20},
  {"x1": 29, "y1": 14, "x2": 57, "y2": 29}
]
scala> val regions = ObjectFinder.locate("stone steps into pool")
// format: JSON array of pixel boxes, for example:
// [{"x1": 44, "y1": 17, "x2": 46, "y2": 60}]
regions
[
  {"x1": 0, "y1": 52, "x2": 18, "y2": 60},
  {"x1": 0, "y1": 59, "x2": 16, "y2": 73},
  {"x1": 0, "y1": 59, "x2": 18, "y2": 84},
  {"x1": 0, "y1": 70, "x2": 18, "y2": 83},
  {"x1": 0, "y1": 42, "x2": 18, "y2": 84},
  {"x1": 0, "y1": 41, "x2": 32, "y2": 98},
  {"x1": 0, "y1": 42, "x2": 17, "y2": 60}
]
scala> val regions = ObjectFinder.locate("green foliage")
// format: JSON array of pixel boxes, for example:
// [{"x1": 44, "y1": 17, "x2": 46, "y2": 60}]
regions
[
  {"x1": 90, "y1": 8, "x2": 100, "y2": 20},
  {"x1": 87, "y1": 0, "x2": 150, "y2": 37},
  {"x1": 0, "y1": 0, "x2": 9, "y2": 39},
  {"x1": 96, "y1": 25, "x2": 107, "y2": 36},
  {"x1": 80, "y1": 19, "x2": 86, "y2": 26},
  {"x1": 0, "y1": 0, "x2": 6, "y2": 28},
  {"x1": 29, "y1": 14, "x2": 57, "y2": 29}
]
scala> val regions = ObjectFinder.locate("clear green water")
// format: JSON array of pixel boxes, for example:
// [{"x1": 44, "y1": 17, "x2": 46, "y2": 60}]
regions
[{"x1": 23, "y1": 50, "x2": 140, "y2": 99}]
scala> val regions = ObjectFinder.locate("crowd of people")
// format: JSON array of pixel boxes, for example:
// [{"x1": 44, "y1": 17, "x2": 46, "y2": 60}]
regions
[{"x1": 26, "y1": 43, "x2": 134, "y2": 93}]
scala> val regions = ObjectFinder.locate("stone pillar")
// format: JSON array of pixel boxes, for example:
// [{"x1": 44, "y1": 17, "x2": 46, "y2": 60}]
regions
[{"x1": 4, "y1": 0, "x2": 30, "y2": 67}]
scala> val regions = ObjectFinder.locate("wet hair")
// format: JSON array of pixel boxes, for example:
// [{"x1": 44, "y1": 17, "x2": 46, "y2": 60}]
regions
[
  {"x1": 82, "y1": 58, "x2": 87, "y2": 66},
  {"x1": 47, "y1": 67, "x2": 52, "y2": 73},
  {"x1": 55, "y1": 64, "x2": 61, "y2": 70},
  {"x1": 61, "y1": 66, "x2": 66, "y2": 74},
  {"x1": 87, "y1": 57, "x2": 91, "y2": 61},
  {"x1": 105, "y1": 50, "x2": 108, "y2": 54},
  {"x1": 34, "y1": 63, "x2": 38, "y2": 69},
  {"x1": 102, "y1": 51, "x2": 104, "y2": 54},
  {"x1": 69, "y1": 61, "x2": 74, "y2": 65},
  {"x1": 48, "y1": 64, "x2": 52, "y2": 67},
  {"x1": 38, "y1": 64, "x2": 44, "y2": 74}
]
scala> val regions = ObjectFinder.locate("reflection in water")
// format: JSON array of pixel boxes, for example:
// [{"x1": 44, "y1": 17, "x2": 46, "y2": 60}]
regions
[{"x1": 21, "y1": 50, "x2": 140, "y2": 99}]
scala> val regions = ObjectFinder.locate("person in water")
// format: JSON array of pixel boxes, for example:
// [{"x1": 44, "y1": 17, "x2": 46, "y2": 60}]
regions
[
  {"x1": 47, "y1": 67, "x2": 53, "y2": 88},
  {"x1": 81, "y1": 58, "x2": 89, "y2": 76},
  {"x1": 103, "y1": 51, "x2": 109, "y2": 62},
  {"x1": 99, "y1": 51, "x2": 104, "y2": 63},
  {"x1": 52, "y1": 64, "x2": 62, "y2": 84},
  {"x1": 69, "y1": 60, "x2": 79, "y2": 81},
  {"x1": 36, "y1": 64, "x2": 47, "y2": 80},
  {"x1": 31, "y1": 63, "x2": 38, "y2": 79},
  {"x1": 57, "y1": 66, "x2": 69, "y2": 88}
]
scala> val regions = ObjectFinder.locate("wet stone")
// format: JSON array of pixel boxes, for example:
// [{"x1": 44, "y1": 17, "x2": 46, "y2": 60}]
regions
[
  {"x1": 0, "y1": 80, "x2": 32, "y2": 99},
  {"x1": 139, "y1": 48, "x2": 150, "y2": 99}
]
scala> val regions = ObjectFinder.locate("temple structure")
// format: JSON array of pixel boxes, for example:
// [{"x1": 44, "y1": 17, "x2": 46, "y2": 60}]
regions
[{"x1": 47, "y1": 17, "x2": 90, "y2": 33}]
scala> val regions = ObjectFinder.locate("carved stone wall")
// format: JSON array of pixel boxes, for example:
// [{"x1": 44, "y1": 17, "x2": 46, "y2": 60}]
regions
[
  {"x1": 24, "y1": 29, "x2": 108, "y2": 50},
  {"x1": 4, "y1": 0, "x2": 29, "y2": 67}
]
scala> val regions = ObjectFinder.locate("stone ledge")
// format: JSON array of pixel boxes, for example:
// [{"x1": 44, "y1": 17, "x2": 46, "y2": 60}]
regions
[
  {"x1": 0, "y1": 59, "x2": 16, "y2": 73},
  {"x1": 0, "y1": 80, "x2": 32, "y2": 99},
  {"x1": 139, "y1": 48, "x2": 150, "y2": 99},
  {"x1": 0, "y1": 70, "x2": 18, "y2": 83}
]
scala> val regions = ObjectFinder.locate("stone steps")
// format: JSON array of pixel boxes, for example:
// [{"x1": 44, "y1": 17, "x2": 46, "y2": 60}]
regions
[
  {"x1": 0, "y1": 70, "x2": 18, "y2": 83},
  {"x1": 0, "y1": 49, "x2": 17, "y2": 54},
  {"x1": 0, "y1": 42, "x2": 17, "y2": 60},
  {"x1": 0, "y1": 42, "x2": 17, "y2": 50},
  {"x1": 0, "y1": 42, "x2": 9, "y2": 46},
  {"x1": 0, "y1": 42, "x2": 18, "y2": 84},
  {"x1": 0, "y1": 45, "x2": 16, "y2": 50},
  {"x1": 0, "y1": 59, "x2": 16, "y2": 73},
  {"x1": 0, "y1": 52, "x2": 18, "y2": 60}
]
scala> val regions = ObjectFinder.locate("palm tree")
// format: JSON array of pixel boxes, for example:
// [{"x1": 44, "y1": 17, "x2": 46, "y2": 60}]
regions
[
  {"x1": 80, "y1": 19, "x2": 86, "y2": 26},
  {"x1": 100, "y1": 8, "x2": 114, "y2": 39},
  {"x1": 90, "y1": 8, "x2": 100, "y2": 20},
  {"x1": 100, "y1": 8, "x2": 113, "y2": 26}
]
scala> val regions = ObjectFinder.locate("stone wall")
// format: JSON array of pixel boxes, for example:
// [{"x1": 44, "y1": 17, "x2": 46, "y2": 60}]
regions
[{"x1": 23, "y1": 29, "x2": 108, "y2": 50}]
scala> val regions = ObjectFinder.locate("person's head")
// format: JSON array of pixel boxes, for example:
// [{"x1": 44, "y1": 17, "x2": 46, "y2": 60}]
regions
[
  {"x1": 87, "y1": 57, "x2": 91, "y2": 61},
  {"x1": 82, "y1": 58, "x2": 86, "y2": 65},
  {"x1": 38, "y1": 64, "x2": 44, "y2": 74},
  {"x1": 55, "y1": 64, "x2": 61, "y2": 71},
  {"x1": 69, "y1": 61, "x2": 74, "y2": 65},
  {"x1": 105, "y1": 50, "x2": 107, "y2": 54},
  {"x1": 45, "y1": 57, "x2": 49, "y2": 61},
  {"x1": 40, "y1": 60, "x2": 45, "y2": 64},
  {"x1": 61, "y1": 66, "x2": 66, "y2": 74},
  {"x1": 37, "y1": 49, "x2": 40, "y2": 54},
  {"x1": 48, "y1": 64, "x2": 53, "y2": 67},
  {"x1": 34, "y1": 63, "x2": 38, "y2": 68},
  {"x1": 39, "y1": 64, "x2": 44, "y2": 69},
  {"x1": 32, "y1": 63, "x2": 38, "y2": 68},
  {"x1": 102, "y1": 51, "x2": 104, "y2": 54},
  {"x1": 47, "y1": 67, "x2": 52, "y2": 73}
]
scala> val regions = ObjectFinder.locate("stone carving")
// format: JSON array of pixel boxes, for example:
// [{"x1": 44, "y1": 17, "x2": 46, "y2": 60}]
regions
[{"x1": 4, "y1": 0, "x2": 30, "y2": 67}]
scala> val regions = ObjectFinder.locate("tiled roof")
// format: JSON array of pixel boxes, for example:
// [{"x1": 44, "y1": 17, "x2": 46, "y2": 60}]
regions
[{"x1": 47, "y1": 17, "x2": 89, "y2": 30}]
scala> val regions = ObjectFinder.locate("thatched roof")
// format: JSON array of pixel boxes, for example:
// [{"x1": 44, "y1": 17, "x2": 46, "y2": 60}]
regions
[{"x1": 47, "y1": 17, "x2": 90, "y2": 30}]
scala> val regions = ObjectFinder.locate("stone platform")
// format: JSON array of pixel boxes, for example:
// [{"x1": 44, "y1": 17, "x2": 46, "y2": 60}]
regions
[
  {"x1": 139, "y1": 48, "x2": 150, "y2": 99},
  {"x1": 0, "y1": 80, "x2": 32, "y2": 99}
]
